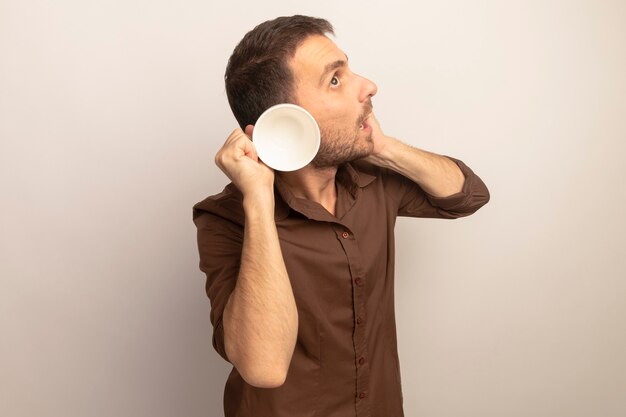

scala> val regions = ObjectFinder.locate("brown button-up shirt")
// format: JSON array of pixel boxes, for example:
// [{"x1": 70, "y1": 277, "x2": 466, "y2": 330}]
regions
[{"x1": 192, "y1": 157, "x2": 490, "y2": 417}]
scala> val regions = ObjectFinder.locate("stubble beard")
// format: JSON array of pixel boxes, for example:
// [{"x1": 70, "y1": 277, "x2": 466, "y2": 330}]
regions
[
  {"x1": 310, "y1": 126, "x2": 373, "y2": 168},
  {"x1": 310, "y1": 100, "x2": 375, "y2": 169}
]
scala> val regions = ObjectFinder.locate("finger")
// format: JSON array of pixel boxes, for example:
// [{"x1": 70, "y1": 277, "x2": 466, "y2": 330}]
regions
[
  {"x1": 244, "y1": 124, "x2": 254, "y2": 139},
  {"x1": 242, "y1": 140, "x2": 259, "y2": 161},
  {"x1": 225, "y1": 128, "x2": 251, "y2": 153},
  {"x1": 368, "y1": 113, "x2": 382, "y2": 131},
  {"x1": 225, "y1": 128, "x2": 244, "y2": 145}
]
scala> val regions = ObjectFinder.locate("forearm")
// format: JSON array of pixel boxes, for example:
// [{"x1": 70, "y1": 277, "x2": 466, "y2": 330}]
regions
[
  {"x1": 222, "y1": 190, "x2": 298, "y2": 387},
  {"x1": 368, "y1": 138, "x2": 465, "y2": 198}
]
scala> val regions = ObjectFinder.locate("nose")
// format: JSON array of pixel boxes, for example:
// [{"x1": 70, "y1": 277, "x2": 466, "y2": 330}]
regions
[{"x1": 359, "y1": 75, "x2": 378, "y2": 102}]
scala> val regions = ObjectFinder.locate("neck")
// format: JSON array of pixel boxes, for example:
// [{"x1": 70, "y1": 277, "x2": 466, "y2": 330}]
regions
[{"x1": 276, "y1": 165, "x2": 338, "y2": 215}]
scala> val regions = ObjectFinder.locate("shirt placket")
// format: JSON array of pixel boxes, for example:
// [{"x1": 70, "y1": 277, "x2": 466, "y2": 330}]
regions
[{"x1": 332, "y1": 223, "x2": 371, "y2": 417}]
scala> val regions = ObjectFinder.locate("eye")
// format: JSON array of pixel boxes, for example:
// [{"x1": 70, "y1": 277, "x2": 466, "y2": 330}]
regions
[{"x1": 330, "y1": 74, "x2": 340, "y2": 87}]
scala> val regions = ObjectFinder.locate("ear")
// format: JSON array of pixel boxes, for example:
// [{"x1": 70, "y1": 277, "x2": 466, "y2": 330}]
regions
[{"x1": 244, "y1": 124, "x2": 254, "y2": 138}]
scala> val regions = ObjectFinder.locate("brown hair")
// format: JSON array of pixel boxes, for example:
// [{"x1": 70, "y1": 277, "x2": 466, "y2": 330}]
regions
[{"x1": 224, "y1": 15, "x2": 334, "y2": 129}]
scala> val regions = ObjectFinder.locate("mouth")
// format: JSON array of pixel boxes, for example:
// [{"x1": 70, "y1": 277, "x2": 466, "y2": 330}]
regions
[
  {"x1": 359, "y1": 99, "x2": 374, "y2": 130},
  {"x1": 359, "y1": 113, "x2": 372, "y2": 131}
]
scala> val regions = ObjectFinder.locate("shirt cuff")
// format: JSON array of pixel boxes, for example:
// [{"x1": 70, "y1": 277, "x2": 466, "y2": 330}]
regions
[{"x1": 424, "y1": 156, "x2": 478, "y2": 210}]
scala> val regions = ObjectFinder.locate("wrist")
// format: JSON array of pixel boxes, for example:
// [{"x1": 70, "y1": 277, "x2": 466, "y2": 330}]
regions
[
  {"x1": 368, "y1": 137, "x2": 404, "y2": 168},
  {"x1": 243, "y1": 187, "x2": 275, "y2": 214}
]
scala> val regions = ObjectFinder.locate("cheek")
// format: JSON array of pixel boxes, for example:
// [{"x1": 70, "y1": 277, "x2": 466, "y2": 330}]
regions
[
  {"x1": 319, "y1": 116, "x2": 357, "y2": 136},
  {"x1": 305, "y1": 94, "x2": 358, "y2": 129},
  {"x1": 318, "y1": 107, "x2": 357, "y2": 128}
]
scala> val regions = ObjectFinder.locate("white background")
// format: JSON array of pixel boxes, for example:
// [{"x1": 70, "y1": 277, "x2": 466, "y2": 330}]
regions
[{"x1": 2, "y1": 1, "x2": 625, "y2": 416}]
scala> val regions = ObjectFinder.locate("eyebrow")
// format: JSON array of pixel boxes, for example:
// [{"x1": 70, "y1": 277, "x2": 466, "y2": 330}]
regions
[{"x1": 318, "y1": 53, "x2": 349, "y2": 87}]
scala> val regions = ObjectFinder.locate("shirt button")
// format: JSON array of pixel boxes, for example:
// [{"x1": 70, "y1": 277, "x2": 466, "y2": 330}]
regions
[
  {"x1": 358, "y1": 392, "x2": 366, "y2": 399},
  {"x1": 359, "y1": 357, "x2": 365, "y2": 365},
  {"x1": 356, "y1": 316, "x2": 363, "y2": 325},
  {"x1": 341, "y1": 231, "x2": 350, "y2": 239},
  {"x1": 354, "y1": 277, "x2": 362, "y2": 285}
]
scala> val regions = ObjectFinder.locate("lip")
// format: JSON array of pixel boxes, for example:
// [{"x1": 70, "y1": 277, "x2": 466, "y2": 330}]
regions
[
  {"x1": 359, "y1": 113, "x2": 372, "y2": 129},
  {"x1": 360, "y1": 118, "x2": 372, "y2": 132}
]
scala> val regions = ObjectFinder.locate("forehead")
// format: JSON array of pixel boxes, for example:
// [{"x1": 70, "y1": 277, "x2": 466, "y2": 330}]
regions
[{"x1": 290, "y1": 35, "x2": 346, "y2": 84}]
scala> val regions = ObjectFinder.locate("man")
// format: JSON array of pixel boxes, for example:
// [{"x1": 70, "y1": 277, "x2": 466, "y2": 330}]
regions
[{"x1": 193, "y1": 15, "x2": 490, "y2": 417}]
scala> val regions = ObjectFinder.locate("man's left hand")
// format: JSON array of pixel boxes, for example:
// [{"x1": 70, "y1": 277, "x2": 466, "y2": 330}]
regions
[
  {"x1": 361, "y1": 112, "x2": 396, "y2": 167},
  {"x1": 357, "y1": 112, "x2": 466, "y2": 197}
]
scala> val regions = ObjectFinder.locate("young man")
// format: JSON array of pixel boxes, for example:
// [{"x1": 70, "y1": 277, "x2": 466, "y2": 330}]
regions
[{"x1": 193, "y1": 15, "x2": 490, "y2": 417}]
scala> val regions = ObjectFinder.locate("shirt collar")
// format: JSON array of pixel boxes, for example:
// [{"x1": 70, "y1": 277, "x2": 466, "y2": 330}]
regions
[{"x1": 273, "y1": 162, "x2": 377, "y2": 222}]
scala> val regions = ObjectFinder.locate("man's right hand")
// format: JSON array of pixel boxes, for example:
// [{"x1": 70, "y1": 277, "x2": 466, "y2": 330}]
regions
[
  {"x1": 214, "y1": 125, "x2": 275, "y2": 197},
  {"x1": 215, "y1": 130, "x2": 296, "y2": 388}
]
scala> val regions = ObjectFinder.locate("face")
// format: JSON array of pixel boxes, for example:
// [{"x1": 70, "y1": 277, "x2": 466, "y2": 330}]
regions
[{"x1": 289, "y1": 35, "x2": 378, "y2": 168}]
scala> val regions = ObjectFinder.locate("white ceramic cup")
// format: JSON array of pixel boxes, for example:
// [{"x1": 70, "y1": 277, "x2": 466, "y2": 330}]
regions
[{"x1": 252, "y1": 103, "x2": 320, "y2": 171}]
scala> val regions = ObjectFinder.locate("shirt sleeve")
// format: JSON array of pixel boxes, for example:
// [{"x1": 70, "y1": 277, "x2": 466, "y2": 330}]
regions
[
  {"x1": 193, "y1": 211, "x2": 243, "y2": 363},
  {"x1": 383, "y1": 155, "x2": 490, "y2": 219}
]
